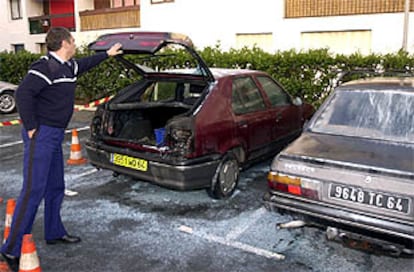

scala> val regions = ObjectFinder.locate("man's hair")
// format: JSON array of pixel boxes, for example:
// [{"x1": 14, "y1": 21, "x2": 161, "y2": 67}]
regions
[{"x1": 45, "y1": 27, "x2": 72, "y2": 52}]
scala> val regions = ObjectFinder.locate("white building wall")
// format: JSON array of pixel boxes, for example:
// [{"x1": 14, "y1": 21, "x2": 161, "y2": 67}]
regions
[
  {"x1": 0, "y1": 1, "x2": 47, "y2": 52},
  {"x1": 140, "y1": 0, "x2": 414, "y2": 54},
  {"x1": 277, "y1": 12, "x2": 414, "y2": 54},
  {"x1": 1, "y1": 1, "x2": 28, "y2": 52},
  {"x1": 26, "y1": 0, "x2": 43, "y2": 17},
  {"x1": 0, "y1": 0, "x2": 413, "y2": 55},
  {"x1": 140, "y1": 0, "x2": 279, "y2": 50}
]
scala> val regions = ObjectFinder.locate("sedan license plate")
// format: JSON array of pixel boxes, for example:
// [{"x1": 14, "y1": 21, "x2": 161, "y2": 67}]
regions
[
  {"x1": 110, "y1": 153, "x2": 148, "y2": 171},
  {"x1": 329, "y1": 184, "x2": 410, "y2": 214}
]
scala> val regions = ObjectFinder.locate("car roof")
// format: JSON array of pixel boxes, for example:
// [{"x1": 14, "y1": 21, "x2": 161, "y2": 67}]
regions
[
  {"x1": 339, "y1": 77, "x2": 414, "y2": 91},
  {"x1": 209, "y1": 68, "x2": 266, "y2": 79},
  {"x1": 160, "y1": 68, "x2": 267, "y2": 80}
]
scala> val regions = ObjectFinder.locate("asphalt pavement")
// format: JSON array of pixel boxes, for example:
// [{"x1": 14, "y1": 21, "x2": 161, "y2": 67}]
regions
[{"x1": 0, "y1": 111, "x2": 413, "y2": 272}]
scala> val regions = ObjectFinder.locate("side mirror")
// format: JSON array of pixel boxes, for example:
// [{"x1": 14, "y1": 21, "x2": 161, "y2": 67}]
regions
[{"x1": 292, "y1": 97, "x2": 303, "y2": 106}]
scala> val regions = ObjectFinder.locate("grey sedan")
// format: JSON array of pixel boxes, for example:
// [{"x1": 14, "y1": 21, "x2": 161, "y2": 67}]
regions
[{"x1": 264, "y1": 77, "x2": 414, "y2": 256}]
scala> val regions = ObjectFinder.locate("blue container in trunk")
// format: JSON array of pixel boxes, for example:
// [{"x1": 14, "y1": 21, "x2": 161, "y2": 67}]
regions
[{"x1": 154, "y1": 127, "x2": 165, "y2": 146}]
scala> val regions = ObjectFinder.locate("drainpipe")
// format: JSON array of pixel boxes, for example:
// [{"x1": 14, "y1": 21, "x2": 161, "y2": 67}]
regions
[
  {"x1": 73, "y1": 0, "x2": 80, "y2": 33},
  {"x1": 402, "y1": 0, "x2": 410, "y2": 51}
]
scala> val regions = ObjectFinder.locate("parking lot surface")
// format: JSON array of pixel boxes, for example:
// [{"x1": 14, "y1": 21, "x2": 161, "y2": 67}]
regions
[{"x1": 0, "y1": 111, "x2": 413, "y2": 271}]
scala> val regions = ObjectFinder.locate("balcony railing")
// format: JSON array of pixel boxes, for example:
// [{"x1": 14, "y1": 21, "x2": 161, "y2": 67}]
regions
[
  {"x1": 285, "y1": 0, "x2": 414, "y2": 18},
  {"x1": 29, "y1": 13, "x2": 75, "y2": 34},
  {"x1": 79, "y1": 6, "x2": 140, "y2": 31}
]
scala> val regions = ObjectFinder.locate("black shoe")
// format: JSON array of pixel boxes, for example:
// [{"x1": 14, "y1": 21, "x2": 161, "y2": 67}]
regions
[
  {"x1": 46, "y1": 234, "x2": 81, "y2": 245},
  {"x1": 1, "y1": 252, "x2": 19, "y2": 272}
]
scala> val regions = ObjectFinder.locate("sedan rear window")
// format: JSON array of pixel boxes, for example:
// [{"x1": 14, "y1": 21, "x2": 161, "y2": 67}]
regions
[{"x1": 310, "y1": 89, "x2": 414, "y2": 143}]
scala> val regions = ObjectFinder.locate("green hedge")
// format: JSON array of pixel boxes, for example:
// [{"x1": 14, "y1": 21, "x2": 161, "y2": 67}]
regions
[{"x1": 1, "y1": 47, "x2": 413, "y2": 107}]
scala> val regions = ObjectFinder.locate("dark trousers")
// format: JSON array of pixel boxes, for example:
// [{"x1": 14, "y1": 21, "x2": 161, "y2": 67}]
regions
[{"x1": 1, "y1": 125, "x2": 68, "y2": 257}]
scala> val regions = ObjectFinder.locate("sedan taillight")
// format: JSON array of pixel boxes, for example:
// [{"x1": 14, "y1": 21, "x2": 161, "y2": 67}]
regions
[
  {"x1": 91, "y1": 116, "x2": 102, "y2": 138},
  {"x1": 267, "y1": 172, "x2": 321, "y2": 200}
]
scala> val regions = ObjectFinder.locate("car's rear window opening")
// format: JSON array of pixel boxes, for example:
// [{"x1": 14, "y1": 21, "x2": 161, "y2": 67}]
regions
[
  {"x1": 140, "y1": 81, "x2": 204, "y2": 104},
  {"x1": 103, "y1": 80, "x2": 207, "y2": 147}
]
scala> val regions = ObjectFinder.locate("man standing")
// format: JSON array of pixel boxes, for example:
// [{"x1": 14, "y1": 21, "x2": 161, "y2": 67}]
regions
[{"x1": 1, "y1": 27, "x2": 122, "y2": 271}]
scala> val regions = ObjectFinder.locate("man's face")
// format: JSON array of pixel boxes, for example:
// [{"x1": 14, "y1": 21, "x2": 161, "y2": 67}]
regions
[{"x1": 63, "y1": 36, "x2": 76, "y2": 58}]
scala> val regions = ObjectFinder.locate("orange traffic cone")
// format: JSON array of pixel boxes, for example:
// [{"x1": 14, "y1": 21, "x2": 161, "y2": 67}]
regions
[
  {"x1": 0, "y1": 261, "x2": 12, "y2": 272},
  {"x1": 67, "y1": 129, "x2": 87, "y2": 165},
  {"x1": 19, "y1": 234, "x2": 41, "y2": 272},
  {"x1": 3, "y1": 199, "x2": 16, "y2": 244}
]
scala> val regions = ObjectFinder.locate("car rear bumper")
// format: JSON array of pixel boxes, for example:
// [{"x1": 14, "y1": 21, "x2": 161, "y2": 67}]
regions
[
  {"x1": 85, "y1": 141, "x2": 220, "y2": 191},
  {"x1": 263, "y1": 191, "x2": 414, "y2": 241}
]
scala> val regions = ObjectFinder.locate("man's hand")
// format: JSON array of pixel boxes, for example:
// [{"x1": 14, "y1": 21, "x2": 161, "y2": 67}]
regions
[
  {"x1": 28, "y1": 129, "x2": 36, "y2": 139},
  {"x1": 107, "y1": 43, "x2": 123, "y2": 57}
]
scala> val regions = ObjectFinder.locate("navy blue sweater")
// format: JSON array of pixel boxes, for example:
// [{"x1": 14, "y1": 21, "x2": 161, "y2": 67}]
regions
[{"x1": 16, "y1": 52, "x2": 108, "y2": 130}]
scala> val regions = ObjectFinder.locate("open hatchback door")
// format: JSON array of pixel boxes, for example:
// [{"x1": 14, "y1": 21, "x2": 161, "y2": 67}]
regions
[{"x1": 88, "y1": 31, "x2": 214, "y2": 81}]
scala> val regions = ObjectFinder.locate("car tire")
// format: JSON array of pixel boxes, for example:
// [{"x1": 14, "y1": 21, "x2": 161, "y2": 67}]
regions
[
  {"x1": 0, "y1": 90, "x2": 16, "y2": 114},
  {"x1": 207, "y1": 153, "x2": 240, "y2": 199}
]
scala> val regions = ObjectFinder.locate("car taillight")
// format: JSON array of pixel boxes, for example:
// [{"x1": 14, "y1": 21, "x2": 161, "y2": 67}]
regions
[
  {"x1": 267, "y1": 172, "x2": 321, "y2": 200},
  {"x1": 90, "y1": 107, "x2": 105, "y2": 138},
  {"x1": 170, "y1": 128, "x2": 193, "y2": 156},
  {"x1": 91, "y1": 116, "x2": 102, "y2": 138}
]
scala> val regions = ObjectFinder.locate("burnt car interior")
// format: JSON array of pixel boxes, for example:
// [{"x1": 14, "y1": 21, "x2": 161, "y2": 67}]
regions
[{"x1": 102, "y1": 79, "x2": 208, "y2": 147}]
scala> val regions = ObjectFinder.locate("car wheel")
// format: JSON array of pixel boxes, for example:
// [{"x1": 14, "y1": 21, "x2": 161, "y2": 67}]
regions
[
  {"x1": 0, "y1": 91, "x2": 16, "y2": 114},
  {"x1": 208, "y1": 153, "x2": 240, "y2": 199}
]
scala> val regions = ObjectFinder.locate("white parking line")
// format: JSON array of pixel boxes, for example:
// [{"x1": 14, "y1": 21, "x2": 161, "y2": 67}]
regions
[
  {"x1": 64, "y1": 126, "x2": 90, "y2": 134},
  {"x1": 178, "y1": 224, "x2": 285, "y2": 260},
  {"x1": 0, "y1": 140, "x2": 23, "y2": 148},
  {"x1": 65, "y1": 169, "x2": 99, "y2": 196},
  {"x1": 67, "y1": 168, "x2": 98, "y2": 180},
  {"x1": 64, "y1": 189, "x2": 79, "y2": 196},
  {"x1": 0, "y1": 126, "x2": 90, "y2": 148},
  {"x1": 225, "y1": 207, "x2": 267, "y2": 240}
]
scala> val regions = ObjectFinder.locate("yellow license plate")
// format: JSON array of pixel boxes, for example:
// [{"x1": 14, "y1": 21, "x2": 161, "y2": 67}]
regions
[{"x1": 110, "y1": 153, "x2": 148, "y2": 171}]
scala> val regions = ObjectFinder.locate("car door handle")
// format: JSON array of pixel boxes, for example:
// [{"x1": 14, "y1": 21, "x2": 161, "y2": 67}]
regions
[
  {"x1": 275, "y1": 113, "x2": 282, "y2": 122},
  {"x1": 237, "y1": 120, "x2": 248, "y2": 128}
]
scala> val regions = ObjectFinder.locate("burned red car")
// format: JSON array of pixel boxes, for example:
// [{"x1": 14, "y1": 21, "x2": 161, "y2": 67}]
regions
[{"x1": 85, "y1": 32, "x2": 314, "y2": 199}]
